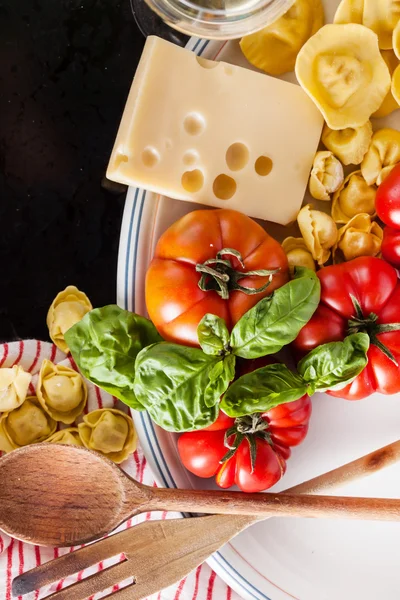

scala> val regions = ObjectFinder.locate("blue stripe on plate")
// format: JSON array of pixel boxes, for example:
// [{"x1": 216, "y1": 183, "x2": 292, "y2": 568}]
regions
[{"x1": 123, "y1": 37, "x2": 273, "y2": 600}]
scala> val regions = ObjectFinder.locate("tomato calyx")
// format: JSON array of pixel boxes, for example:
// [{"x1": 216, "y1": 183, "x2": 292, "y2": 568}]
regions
[
  {"x1": 347, "y1": 295, "x2": 400, "y2": 365},
  {"x1": 220, "y1": 413, "x2": 271, "y2": 473},
  {"x1": 196, "y1": 247, "x2": 280, "y2": 300}
]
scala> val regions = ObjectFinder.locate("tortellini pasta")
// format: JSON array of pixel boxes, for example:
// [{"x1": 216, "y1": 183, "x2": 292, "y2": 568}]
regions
[
  {"x1": 321, "y1": 121, "x2": 372, "y2": 166},
  {"x1": 335, "y1": 0, "x2": 400, "y2": 50},
  {"x1": 295, "y1": 24, "x2": 391, "y2": 129},
  {"x1": 297, "y1": 204, "x2": 338, "y2": 265},
  {"x1": 393, "y1": 20, "x2": 400, "y2": 59},
  {"x1": 361, "y1": 128, "x2": 400, "y2": 185},
  {"x1": 0, "y1": 366, "x2": 32, "y2": 412},
  {"x1": 0, "y1": 397, "x2": 57, "y2": 453},
  {"x1": 282, "y1": 237, "x2": 316, "y2": 272},
  {"x1": 391, "y1": 64, "x2": 400, "y2": 106},
  {"x1": 309, "y1": 151, "x2": 344, "y2": 200},
  {"x1": 45, "y1": 428, "x2": 83, "y2": 447},
  {"x1": 78, "y1": 408, "x2": 137, "y2": 464},
  {"x1": 333, "y1": 214, "x2": 383, "y2": 262},
  {"x1": 47, "y1": 286, "x2": 92, "y2": 354},
  {"x1": 332, "y1": 171, "x2": 376, "y2": 224},
  {"x1": 372, "y1": 51, "x2": 400, "y2": 118},
  {"x1": 36, "y1": 359, "x2": 87, "y2": 424},
  {"x1": 333, "y1": 0, "x2": 364, "y2": 25},
  {"x1": 240, "y1": 0, "x2": 324, "y2": 76}
]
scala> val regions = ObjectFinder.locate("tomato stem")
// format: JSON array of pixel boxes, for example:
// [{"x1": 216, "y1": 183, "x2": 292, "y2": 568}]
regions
[
  {"x1": 220, "y1": 414, "x2": 272, "y2": 473},
  {"x1": 196, "y1": 248, "x2": 279, "y2": 300},
  {"x1": 348, "y1": 295, "x2": 400, "y2": 365}
]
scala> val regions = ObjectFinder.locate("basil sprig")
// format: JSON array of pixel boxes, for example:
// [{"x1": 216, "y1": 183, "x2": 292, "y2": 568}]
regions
[
  {"x1": 221, "y1": 333, "x2": 370, "y2": 417},
  {"x1": 230, "y1": 267, "x2": 320, "y2": 358},
  {"x1": 65, "y1": 305, "x2": 162, "y2": 410}
]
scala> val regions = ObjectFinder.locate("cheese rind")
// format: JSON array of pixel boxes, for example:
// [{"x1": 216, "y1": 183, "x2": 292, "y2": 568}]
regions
[{"x1": 107, "y1": 36, "x2": 323, "y2": 226}]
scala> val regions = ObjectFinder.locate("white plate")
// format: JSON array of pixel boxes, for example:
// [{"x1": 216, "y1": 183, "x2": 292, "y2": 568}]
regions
[{"x1": 117, "y1": 7, "x2": 400, "y2": 600}]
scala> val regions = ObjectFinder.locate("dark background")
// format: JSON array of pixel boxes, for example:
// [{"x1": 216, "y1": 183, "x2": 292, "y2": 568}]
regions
[{"x1": 0, "y1": 0, "x2": 145, "y2": 342}]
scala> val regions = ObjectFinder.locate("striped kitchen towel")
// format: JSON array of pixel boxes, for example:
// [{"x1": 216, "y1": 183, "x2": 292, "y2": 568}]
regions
[{"x1": 0, "y1": 340, "x2": 240, "y2": 600}]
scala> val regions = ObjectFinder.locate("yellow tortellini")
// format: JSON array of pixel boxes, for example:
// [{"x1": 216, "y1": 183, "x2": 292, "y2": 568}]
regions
[
  {"x1": 393, "y1": 20, "x2": 400, "y2": 59},
  {"x1": 373, "y1": 51, "x2": 400, "y2": 118},
  {"x1": 47, "y1": 286, "x2": 92, "y2": 354},
  {"x1": 36, "y1": 360, "x2": 87, "y2": 424},
  {"x1": 297, "y1": 204, "x2": 338, "y2": 266},
  {"x1": 0, "y1": 366, "x2": 32, "y2": 412},
  {"x1": 45, "y1": 428, "x2": 83, "y2": 447},
  {"x1": 332, "y1": 171, "x2": 376, "y2": 224},
  {"x1": 362, "y1": 0, "x2": 400, "y2": 50},
  {"x1": 282, "y1": 237, "x2": 316, "y2": 272},
  {"x1": 361, "y1": 128, "x2": 400, "y2": 185},
  {"x1": 240, "y1": 0, "x2": 324, "y2": 76},
  {"x1": 391, "y1": 64, "x2": 400, "y2": 106},
  {"x1": 335, "y1": 0, "x2": 400, "y2": 50},
  {"x1": 333, "y1": 214, "x2": 383, "y2": 263},
  {"x1": 309, "y1": 151, "x2": 344, "y2": 200},
  {"x1": 0, "y1": 397, "x2": 57, "y2": 453},
  {"x1": 334, "y1": 0, "x2": 364, "y2": 25},
  {"x1": 295, "y1": 24, "x2": 391, "y2": 129},
  {"x1": 321, "y1": 122, "x2": 372, "y2": 166},
  {"x1": 78, "y1": 408, "x2": 137, "y2": 464}
]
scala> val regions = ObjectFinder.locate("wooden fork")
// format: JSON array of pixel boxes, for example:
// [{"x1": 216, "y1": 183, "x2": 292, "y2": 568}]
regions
[{"x1": 13, "y1": 439, "x2": 400, "y2": 600}]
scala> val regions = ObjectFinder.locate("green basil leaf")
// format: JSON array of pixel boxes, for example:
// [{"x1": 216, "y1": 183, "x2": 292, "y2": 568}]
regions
[
  {"x1": 220, "y1": 363, "x2": 308, "y2": 417},
  {"x1": 133, "y1": 342, "x2": 222, "y2": 432},
  {"x1": 230, "y1": 267, "x2": 321, "y2": 359},
  {"x1": 65, "y1": 305, "x2": 162, "y2": 410},
  {"x1": 197, "y1": 314, "x2": 230, "y2": 356},
  {"x1": 204, "y1": 354, "x2": 236, "y2": 408},
  {"x1": 298, "y1": 333, "x2": 370, "y2": 393}
]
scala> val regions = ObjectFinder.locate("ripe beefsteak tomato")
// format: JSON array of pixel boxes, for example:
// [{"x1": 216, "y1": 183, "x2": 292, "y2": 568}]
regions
[
  {"x1": 145, "y1": 209, "x2": 289, "y2": 346},
  {"x1": 294, "y1": 256, "x2": 400, "y2": 400},
  {"x1": 177, "y1": 358, "x2": 311, "y2": 493}
]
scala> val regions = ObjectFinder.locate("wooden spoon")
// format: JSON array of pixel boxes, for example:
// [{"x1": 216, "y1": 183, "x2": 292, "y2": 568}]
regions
[{"x1": 1, "y1": 442, "x2": 400, "y2": 547}]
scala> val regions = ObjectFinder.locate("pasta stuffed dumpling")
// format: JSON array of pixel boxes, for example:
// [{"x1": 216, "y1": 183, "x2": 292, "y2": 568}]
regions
[
  {"x1": 295, "y1": 24, "x2": 391, "y2": 129},
  {"x1": 78, "y1": 408, "x2": 137, "y2": 464},
  {"x1": 240, "y1": 0, "x2": 324, "y2": 76},
  {"x1": 333, "y1": 0, "x2": 364, "y2": 25},
  {"x1": 297, "y1": 204, "x2": 338, "y2": 265},
  {"x1": 391, "y1": 64, "x2": 400, "y2": 106},
  {"x1": 0, "y1": 366, "x2": 32, "y2": 412},
  {"x1": 309, "y1": 151, "x2": 344, "y2": 200},
  {"x1": 333, "y1": 214, "x2": 383, "y2": 262},
  {"x1": 47, "y1": 286, "x2": 92, "y2": 354},
  {"x1": 363, "y1": 0, "x2": 400, "y2": 50},
  {"x1": 361, "y1": 128, "x2": 400, "y2": 185},
  {"x1": 332, "y1": 171, "x2": 376, "y2": 224},
  {"x1": 321, "y1": 121, "x2": 372, "y2": 165},
  {"x1": 0, "y1": 397, "x2": 57, "y2": 453},
  {"x1": 45, "y1": 428, "x2": 83, "y2": 447},
  {"x1": 393, "y1": 20, "x2": 400, "y2": 59},
  {"x1": 282, "y1": 237, "x2": 316, "y2": 272},
  {"x1": 37, "y1": 360, "x2": 87, "y2": 424},
  {"x1": 373, "y1": 51, "x2": 400, "y2": 118}
]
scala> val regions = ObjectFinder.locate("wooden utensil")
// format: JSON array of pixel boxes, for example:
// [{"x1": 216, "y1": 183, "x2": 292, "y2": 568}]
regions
[
  {"x1": 13, "y1": 439, "x2": 400, "y2": 599},
  {"x1": 1, "y1": 442, "x2": 400, "y2": 547}
]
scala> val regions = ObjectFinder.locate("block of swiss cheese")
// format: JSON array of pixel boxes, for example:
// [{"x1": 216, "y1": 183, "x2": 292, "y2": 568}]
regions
[{"x1": 107, "y1": 36, "x2": 324, "y2": 225}]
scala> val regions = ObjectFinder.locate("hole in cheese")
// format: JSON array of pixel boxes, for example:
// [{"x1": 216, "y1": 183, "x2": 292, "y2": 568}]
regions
[
  {"x1": 181, "y1": 169, "x2": 204, "y2": 193},
  {"x1": 196, "y1": 56, "x2": 218, "y2": 69},
  {"x1": 183, "y1": 112, "x2": 205, "y2": 136},
  {"x1": 226, "y1": 142, "x2": 249, "y2": 171},
  {"x1": 183, "y1": 150, "x2": 199, "y2": 166},
  {"x1": 255, "y1": 156, "x2": 273, "y2": 176},
  {"x1": 213, "y1": 174, "x2": 237, "y2": 200},
  {"x1": 114, "y1": 153, "x2": 128, "y2": 169},
  {"x1": 142, "y1": 147, "x2": 160, "y2": 168}
]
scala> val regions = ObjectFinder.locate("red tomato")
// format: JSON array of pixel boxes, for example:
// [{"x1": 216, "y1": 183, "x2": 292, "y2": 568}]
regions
[
  {"x1": 177, "y1": 359, "x2": 312, "y2": 493},
  {"x1": 294, "y1": 256, "x2": 400, "y2": 400},
  {"x1": 146, "y1": 209, "x2": 289, "y2": 346},
  {"x1": 376, "y1": 163, "x2": 400, "y2": 228},
  {"x1": 382, "y1": 227, "x2": 400, "y2": 268}
]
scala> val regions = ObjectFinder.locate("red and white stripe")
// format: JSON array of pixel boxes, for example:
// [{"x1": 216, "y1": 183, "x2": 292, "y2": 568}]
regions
[{"x1": 0, "y1": 341, "x2": 239, "y2": 600}]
